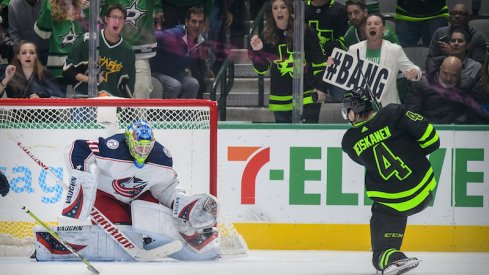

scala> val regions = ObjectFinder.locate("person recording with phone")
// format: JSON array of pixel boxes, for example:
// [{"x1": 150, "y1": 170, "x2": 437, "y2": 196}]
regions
[{"x1": 427, "y1": 3, "x2": 486, "y2": 64}]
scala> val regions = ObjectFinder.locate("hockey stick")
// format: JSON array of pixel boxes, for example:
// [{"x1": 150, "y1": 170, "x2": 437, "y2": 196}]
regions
[
  {"x1": 6, "y1": 195, "x2": 100, "y2": 274},
  {"x1": 356, "y1": 49, "x2": 382, "y2": 110},
  {"x1": 16, "y1": 141, "x2": 183, "y2": 261}
]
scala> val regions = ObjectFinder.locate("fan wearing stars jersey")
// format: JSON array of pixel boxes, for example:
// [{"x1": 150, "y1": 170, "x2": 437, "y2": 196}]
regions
[
  {"x1": 101, "y1": 0, "x2": 163, "y2": 98},
  {"x1": 63, "y1": 4, "x2": 135, "y2": 97},
  {"x1": 249, "y1": 0, "x2": 330, "y2": 123},
  {"x1": 34, "y1": 0, "x2": 89, "y2": 97}
]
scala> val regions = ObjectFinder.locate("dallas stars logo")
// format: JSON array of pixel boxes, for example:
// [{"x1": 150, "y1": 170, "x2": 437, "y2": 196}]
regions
[
  {"x1": 58, "y1": 26, "x2": 79, "y2": 48},
  {"x1": 125, "y1": 1, "x2": 148, "y2": 29},
  {"x1": 309, "y1": 20, "x2": 332, "y2": 46},
  {"x1": 274, "y1": 44, "x2": 295, "y2": 77}
]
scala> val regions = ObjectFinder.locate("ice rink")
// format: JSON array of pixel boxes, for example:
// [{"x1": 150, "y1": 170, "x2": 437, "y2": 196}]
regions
[{"x1": 1, "y1": 250, "x2": 489, "y2": 275}]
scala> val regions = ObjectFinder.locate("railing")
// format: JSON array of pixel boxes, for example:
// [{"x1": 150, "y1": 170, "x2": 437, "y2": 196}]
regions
[
  {"x1": 209, "y1": 56, "x2": 235, "y2": 121},
  {"x1": 248, "y1": 3, "x2": 267, "y2": 107}
]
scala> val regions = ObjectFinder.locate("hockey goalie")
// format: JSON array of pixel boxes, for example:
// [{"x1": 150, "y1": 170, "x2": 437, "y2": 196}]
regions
[{"x1": 33, "y1": 120, "x2": 220, "y2": 261}]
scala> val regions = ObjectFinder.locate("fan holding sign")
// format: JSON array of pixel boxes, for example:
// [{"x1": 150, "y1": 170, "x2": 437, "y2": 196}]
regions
[{"x1": 324, "y1": 13, "x2": 421, "y2": 107}]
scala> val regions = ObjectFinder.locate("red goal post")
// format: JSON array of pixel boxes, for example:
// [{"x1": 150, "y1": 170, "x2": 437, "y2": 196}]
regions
[{"x1": 0, "y1": 98, "x2": 246, "y2": 256}]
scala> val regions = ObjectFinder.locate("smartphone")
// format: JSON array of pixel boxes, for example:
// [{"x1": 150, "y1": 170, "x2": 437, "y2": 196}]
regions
[{"x1": 438, "y1": 35, "x2": 449, "y2": 43}]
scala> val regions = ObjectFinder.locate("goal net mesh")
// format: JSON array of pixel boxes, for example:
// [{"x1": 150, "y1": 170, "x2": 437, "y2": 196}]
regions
[{"x1": 0, "y1": 99, "x2": 246, "y2": 257}]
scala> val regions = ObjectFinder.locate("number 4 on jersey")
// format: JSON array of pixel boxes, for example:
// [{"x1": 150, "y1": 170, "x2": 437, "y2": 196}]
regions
[{"x1": 374, "y1": 143, "x2": 412, "y2": 181}]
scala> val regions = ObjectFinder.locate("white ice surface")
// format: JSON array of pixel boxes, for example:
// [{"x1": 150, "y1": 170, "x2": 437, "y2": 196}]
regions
[{"x1": 1, "y1": 250, "x2": 489, "y2": 275}]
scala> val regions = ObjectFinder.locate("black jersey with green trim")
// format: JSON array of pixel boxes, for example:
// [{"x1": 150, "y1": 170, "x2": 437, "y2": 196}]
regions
[{"x1": 341, "y1": 104, "x2": 440, "y2": 212}]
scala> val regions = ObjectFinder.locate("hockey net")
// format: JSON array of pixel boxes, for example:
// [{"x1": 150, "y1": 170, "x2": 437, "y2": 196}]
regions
[{"x1": 0, "y1": 98, "x2": 247, "y2": 257}]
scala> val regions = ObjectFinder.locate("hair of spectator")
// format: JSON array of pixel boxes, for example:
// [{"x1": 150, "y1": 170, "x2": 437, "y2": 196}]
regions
[
  {"x1": 263, "y1": 0, "x2": 295, "y2": 48},
  {"x1": 186, "y1": 5, "x2": 206, "y2": 21},
  {"x1": 366, "y1": 12, "x2": 385, "y2": 26},
  {"x1": 345, "y1": 0, "x2": 367, "y2": 11},
  {"x1": 105, "y1": 4, "x2": 127, "y2": 19},
  {"x1": 449, "y1": 27, "x2": 471, "y2": 43}
]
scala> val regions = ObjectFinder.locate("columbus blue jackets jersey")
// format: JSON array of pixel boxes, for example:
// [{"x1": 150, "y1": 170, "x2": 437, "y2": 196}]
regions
[{"x1": 66, "y1": 133, "x2": 184, "y2": 207}]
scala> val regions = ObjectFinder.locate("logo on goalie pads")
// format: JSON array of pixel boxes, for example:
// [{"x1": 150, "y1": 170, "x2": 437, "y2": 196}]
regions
[
  {"x1": 36, "y1": 232, "x2": 87, "y2": 254},
  {"x1": 112, "y1": 176, "x2": 148, "y2": 198},
  {"x1": 63, "y1": 179, "x2": 84, "y2": 219},
  {"x1": 175, "y1": 199, "x2": 198, "y2": 221},
  {"x1": 180, "y1": 228, "x2": 219, "y2": 252}
]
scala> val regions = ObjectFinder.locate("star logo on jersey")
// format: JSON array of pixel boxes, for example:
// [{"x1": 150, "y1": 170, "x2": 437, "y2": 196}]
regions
[
  {"x1": 125, "y1": 1, "x2": 148, "y2": 29},
  {"x1": 59, "y1": 26, "x2": 80, "y2": 48},
  {"x1": 112, "y1": 176, "x2": 148, "y2": 198},
  {"x1": 274, "y1": 44, "x2": 295, "y2": 77},
  {"x1": 99, "y1": 56, "x2": 123, "y2": 81},
  {"x1": 308, "y1": 20, "x2": 331, "y2": 46},
  {"x1": 361, "y1": 126, "x2": 369, "y2": 133}
]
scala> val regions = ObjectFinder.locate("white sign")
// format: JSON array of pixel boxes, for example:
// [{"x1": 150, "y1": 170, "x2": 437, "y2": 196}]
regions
[{"x1": 323, "y1": 48, "x2": 391, "y2": 101}]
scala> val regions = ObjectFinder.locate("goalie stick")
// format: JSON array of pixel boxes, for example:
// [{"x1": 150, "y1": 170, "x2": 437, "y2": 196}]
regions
[
  {"x1": 16, "y1": 141, "x2": 183, "y2": 261},
  {"x1": 6, "y1": 195, "x2": 100, "y2": 274}
]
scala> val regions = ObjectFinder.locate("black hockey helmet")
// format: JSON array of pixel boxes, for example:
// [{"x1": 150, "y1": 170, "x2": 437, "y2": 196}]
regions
[{"x1": 342, "y1": 87, "x2": 373, "y2": 119}]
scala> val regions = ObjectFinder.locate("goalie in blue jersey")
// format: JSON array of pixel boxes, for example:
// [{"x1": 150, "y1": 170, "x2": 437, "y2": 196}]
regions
[{"x1": 33, "y1": 120, "x2": 220, "y2": 262}]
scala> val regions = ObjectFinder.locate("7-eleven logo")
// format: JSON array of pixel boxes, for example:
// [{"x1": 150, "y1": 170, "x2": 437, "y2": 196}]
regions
[{"x1": 228, "y1": 146, "x2": 270, "y2": 205}]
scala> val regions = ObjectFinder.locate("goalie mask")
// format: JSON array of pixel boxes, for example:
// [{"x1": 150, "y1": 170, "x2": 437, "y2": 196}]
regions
[
  {"x1": 125, "y1": 120, "x2": 155, "y2": 168},
  {"x1": 342, "y1": 87, "x2": 373, "y2": 121}
]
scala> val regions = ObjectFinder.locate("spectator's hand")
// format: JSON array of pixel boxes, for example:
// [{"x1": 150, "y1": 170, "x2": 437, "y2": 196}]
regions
[
  {"x1": 314, "y1": 89, "x2": 328, "y2": 103},
  {"x1": 437, "y1": 41, "x2": 451, "y2": 56},
  {"x1": 98, "y1": 71, "x2": 105, "y2": 83},
  {"x1": 5, "y1": 65, "x2": 15, "y2": 81},
  {"x1": 250, "y1": 35, "x2": 263, "y2": 51},
  {"x1": 80, "y1": 0, "x2": 89, "y2": 9},
  {"x1": 404, "y1": 68, "x2": 419, "y2": 81},
  {"x1": 226, "y1": 12, "x2": 233, "y2": 26}
]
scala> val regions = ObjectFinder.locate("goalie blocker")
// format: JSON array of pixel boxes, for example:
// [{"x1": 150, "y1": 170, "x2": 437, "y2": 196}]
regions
[{"x1": 35, "y1": 194, "x2": 220, "y2": 261}]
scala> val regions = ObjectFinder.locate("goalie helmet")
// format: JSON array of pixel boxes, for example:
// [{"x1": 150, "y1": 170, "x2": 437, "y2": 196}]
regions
[
  {"x1": 342, "y1": 87, "x2": 373, "y2": 120},
  {"x1": 124, "y1": 120, "x2": 155, "y2": 168}
]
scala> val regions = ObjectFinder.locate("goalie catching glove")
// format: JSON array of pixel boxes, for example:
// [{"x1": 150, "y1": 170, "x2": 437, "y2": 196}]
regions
[{"x1": 173, "y1": 193, "x2": 218, "y2": 230}]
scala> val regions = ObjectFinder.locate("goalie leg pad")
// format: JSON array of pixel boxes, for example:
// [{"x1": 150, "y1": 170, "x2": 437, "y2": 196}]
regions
[
  {"x1": 34, "y1": 224, "x2": 142, "y2": 262},
  {"x1": 132, "y1": 200, "x2": 219, "y2": 261},
  {"x1": 62, "y1": 170, "x2": 96, "y2": 222}
]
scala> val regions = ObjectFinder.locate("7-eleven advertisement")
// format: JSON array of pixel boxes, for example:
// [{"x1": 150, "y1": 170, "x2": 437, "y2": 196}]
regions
[{"x1": 217, "y1": 125, "x2": 489, "y2": 251}]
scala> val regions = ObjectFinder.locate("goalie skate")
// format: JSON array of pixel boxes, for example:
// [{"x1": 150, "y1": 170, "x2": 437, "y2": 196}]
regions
[{"x1": 382, "y1": 257, "x2": 421, "y2": 275}]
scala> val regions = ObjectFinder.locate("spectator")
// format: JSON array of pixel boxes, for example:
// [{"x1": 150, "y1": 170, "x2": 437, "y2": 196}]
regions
[
  {"x1": 208, "y1": 0, "x2": 246, "y2": 74},
  {"x1": 427, "y1": 27, "x2": 481, "y2": 83},
  {"x1": 160, "y1": 0, "x2": 213, "y2": 30},
  {"x1": 405, "y1": 56, "x2": 484, "y2": 124},
  {"x1": 344, "y1": 0, "x2": 399, "y2": 49},
  {"x1": 249, "y1": 0, "x2": 329, "y2": 123},
  {"x1": 472, "y1": 53, "x2": 489, "y2": 121},
  {"x1": 0, "y1": 13, "x2": 14, "y2": 82},
  {"x1": 428, "y1": 3, "x2": 487, "y2": 64},
  {"x1": 101, "y1": 0, "x2": 162, "y2": 99},
  {"x1": 150, "y1": 6, "x2": 208, "y2": 99},
  {"x1": 348, "y1": 13, "x2": 421, "y2": 107},
  {"x1": 305, "y1": 0, "x2": 348, "y2": 102},
  {"x1": 8, "y1": 0, "x2": 49, "y2": 65},
  {"x1": 0, "y1": 40, "x2": 62, "y2": 98},
  {"x1": 394, "y1": 0, "x2": 448, "y2": 47},
  {"x1": 34, "y1": 0, "x2": 88, "y2": 97},
  {"x1": 63, "y1": 4, "x2": 135, "y2": 98}
]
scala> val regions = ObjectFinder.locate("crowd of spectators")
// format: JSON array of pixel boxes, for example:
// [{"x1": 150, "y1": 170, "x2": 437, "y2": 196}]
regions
[{"x1": 0, "y1": 0, "x2": 487, "y2": 124}]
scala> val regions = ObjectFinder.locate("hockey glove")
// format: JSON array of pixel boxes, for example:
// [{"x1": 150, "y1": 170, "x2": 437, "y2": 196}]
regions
[
  {"x1": 173, "y1": 193, "x2": 218, "y2": 230},
  {"x1": 0, "y1": 172, "x2": 10, "y2": 197}
]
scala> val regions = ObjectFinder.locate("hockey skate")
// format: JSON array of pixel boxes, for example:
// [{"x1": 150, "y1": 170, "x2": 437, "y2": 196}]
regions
[{"x1": 382, "y1": 257, "x2": 421, "y2": 275}]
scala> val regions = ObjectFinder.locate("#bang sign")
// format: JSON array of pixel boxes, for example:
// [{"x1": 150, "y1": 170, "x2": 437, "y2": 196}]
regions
[{"x1": 323, "y1": 48, "x2": 391, "y2": 101}]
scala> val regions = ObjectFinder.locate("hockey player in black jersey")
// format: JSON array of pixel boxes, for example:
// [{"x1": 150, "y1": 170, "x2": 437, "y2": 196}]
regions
[{"x1": 341, "y1": 87, "x2": 440, "y2": 275}]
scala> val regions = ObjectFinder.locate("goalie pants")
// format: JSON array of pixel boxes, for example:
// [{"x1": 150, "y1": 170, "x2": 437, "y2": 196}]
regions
[
  {"x1": 370, "y1": 193, "x2": 433, "y2": 271},
  {"x1": 94, "y1": 189, "x2": 158, "y2": 224}
]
